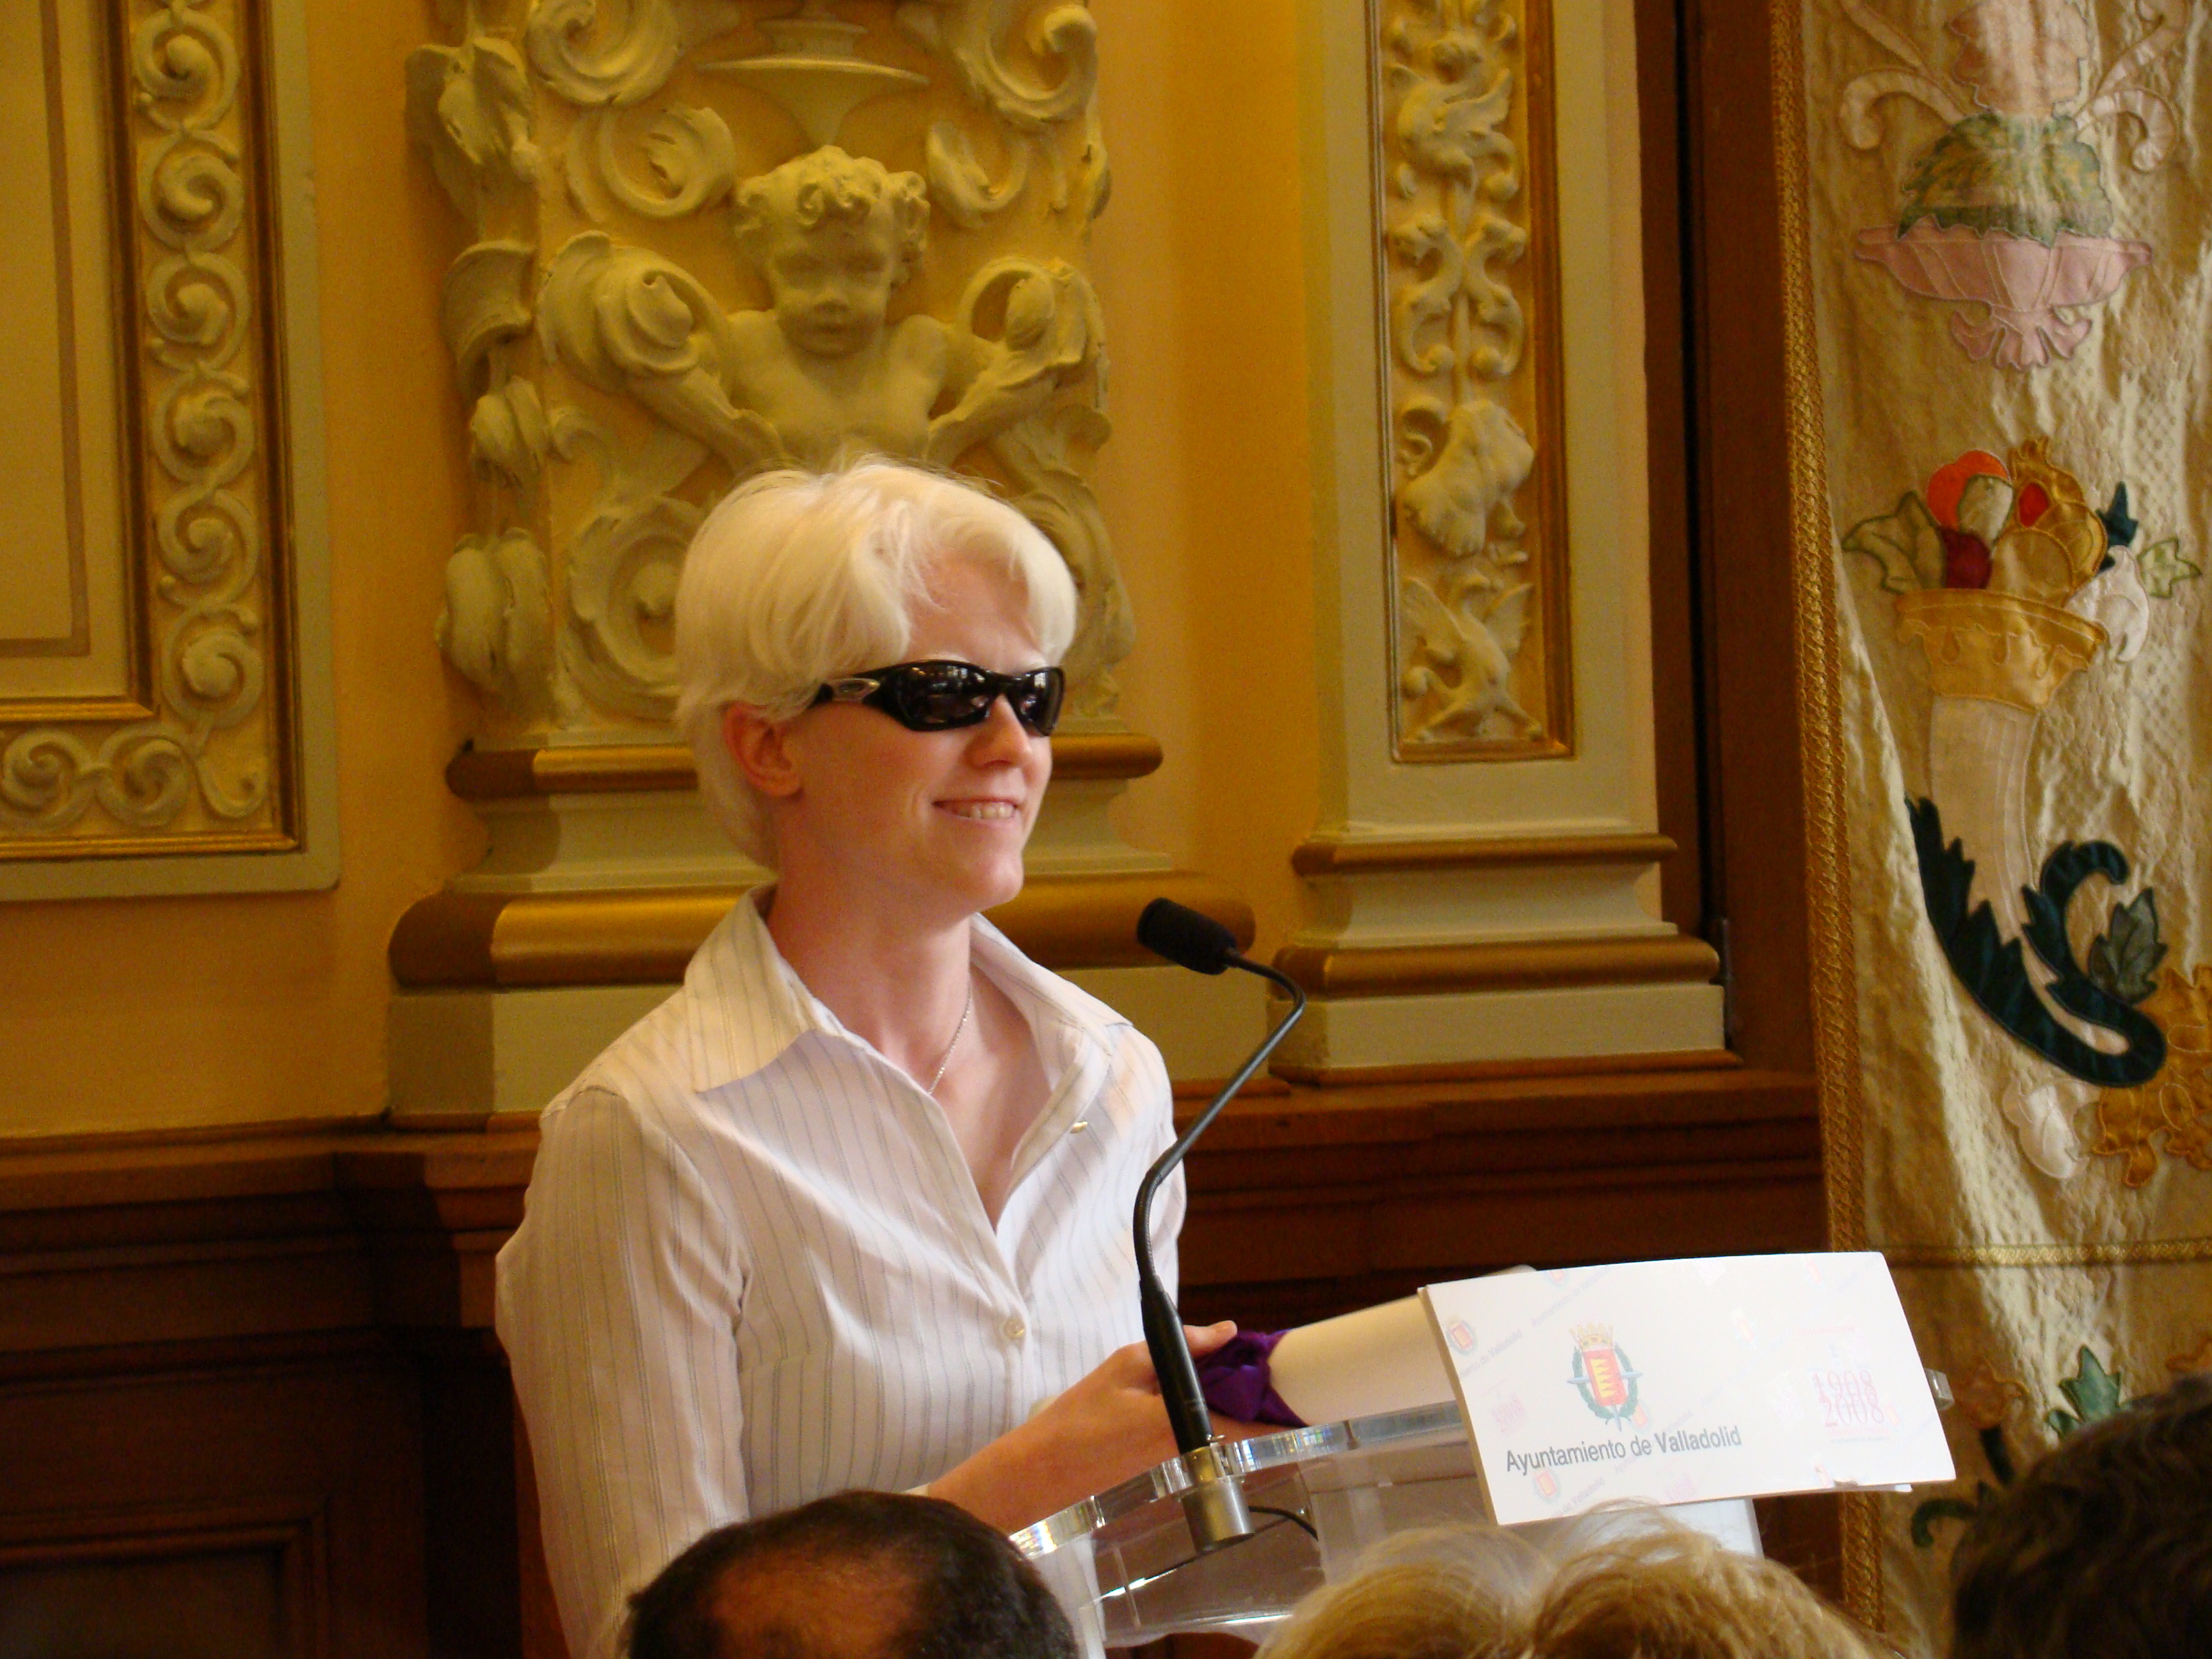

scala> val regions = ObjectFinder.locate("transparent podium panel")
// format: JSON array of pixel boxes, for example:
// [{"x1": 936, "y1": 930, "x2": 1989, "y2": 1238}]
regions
[{"x1": 1013, "y1": 1404, "x2": 1761, "y2": 1655}]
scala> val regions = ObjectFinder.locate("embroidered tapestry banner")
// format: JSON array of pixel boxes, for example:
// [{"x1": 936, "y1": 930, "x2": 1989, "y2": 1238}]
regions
[{"x1": 1789, "y1": 0, "x2": 2212, "y2": 1647}]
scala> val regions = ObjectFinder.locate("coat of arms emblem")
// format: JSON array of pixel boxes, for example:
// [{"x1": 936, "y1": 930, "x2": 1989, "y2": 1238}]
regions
[{"x1": 1569, "y1": 1322, "x2": 1640, "y2": 1425}]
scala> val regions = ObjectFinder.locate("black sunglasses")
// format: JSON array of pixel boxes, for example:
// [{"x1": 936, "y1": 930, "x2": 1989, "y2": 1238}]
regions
[{"x1": 812, "y1": 659, "x2": 1066, "y2": 735}]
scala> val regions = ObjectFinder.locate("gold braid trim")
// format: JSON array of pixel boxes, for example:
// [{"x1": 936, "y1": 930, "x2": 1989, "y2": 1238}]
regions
[
  {"x1": 1766, "y1": 0, "x2": 1880, "y2": 1625},
  {"x1": 1885, "y1": 1237, "x2": 2212, "y2": 1269}
]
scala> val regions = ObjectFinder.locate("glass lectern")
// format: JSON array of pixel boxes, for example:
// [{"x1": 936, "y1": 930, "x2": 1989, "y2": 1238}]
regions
[{"x1": 1013, "y1": 1402, "x2": 1759, "y2": 1654}]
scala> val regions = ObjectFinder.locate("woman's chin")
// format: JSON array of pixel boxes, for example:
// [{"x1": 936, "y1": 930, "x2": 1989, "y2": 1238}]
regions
[{"x1": 937, "y1": 851, "x2": 1027, "y2": 917}]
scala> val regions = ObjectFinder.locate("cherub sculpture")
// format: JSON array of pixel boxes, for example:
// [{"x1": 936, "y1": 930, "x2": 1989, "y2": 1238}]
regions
[
  {"x1": 724, "y1": 147, "x2": 942, "y2": 464},
  {"x1": 541, "y1": 144, "x2": 1108, "y2": 474},
  {"x1": 538, "y1": 143, "x2": 1132, "y2": 695}
]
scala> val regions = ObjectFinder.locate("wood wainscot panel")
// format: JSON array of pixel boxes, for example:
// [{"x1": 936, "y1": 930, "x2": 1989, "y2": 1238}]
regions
[
  {"x1": 0, "y1": 1361, "x2": 421, "y2": 1659},
  {"x1": 0, "y1": 1137, "x2": 378, "y2": 1357},
  {"x1": 0, "y1": 1132, "x2": 522, "y2": 1659},
  {"x1": 1171, "y1": 1067, "x2": 1824, "y2": 1328},
  {"x1": 0, "y1": 1062, "x2": 1823, "y2": 1657},
  {"x1": 0, "y1": 1502, "x2": 324, "y2": 1659},
  {"x1": 333, "y1": 1136, "x2": 550, "y2": 1659}
]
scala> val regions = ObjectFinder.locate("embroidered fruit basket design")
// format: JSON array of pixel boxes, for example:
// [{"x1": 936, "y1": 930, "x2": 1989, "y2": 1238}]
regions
[
  {"x1": 1839, "y1": 0, "x2": 2183, "y2": 370},
  {"x1": 1845, "y1": 442, "x2": 2208, "y2": 1184}
]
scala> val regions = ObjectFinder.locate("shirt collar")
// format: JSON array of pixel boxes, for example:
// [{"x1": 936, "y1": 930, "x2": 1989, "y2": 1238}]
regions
[{"x1": 684, "y1": 886, "x2": 1134, "y2": 1095}]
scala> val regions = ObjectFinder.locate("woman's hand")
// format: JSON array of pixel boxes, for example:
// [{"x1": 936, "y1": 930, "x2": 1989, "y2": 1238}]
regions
[{"x1": 924, "y1": 1322, "x2": 1241, "y2": 1534}]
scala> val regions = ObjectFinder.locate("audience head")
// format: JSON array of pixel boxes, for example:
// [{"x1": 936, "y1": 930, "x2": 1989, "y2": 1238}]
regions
[
  {"x1": 625, "y1": 1490, "x2": 1078, "y2": 1659},
  {"x1": 1949, "y1": 1371, "x2": 2212, "y2": 1659},
  {"x1": 1258, "y1": 1515, "x2": 1882, "y2": 1659},
  {"x1": 1523, "y1": 1524, "x2": 1884, "y2": 1659},
  {"x1": 1253, "y1": 1526, "x2": 1543, "y2": 1659}
]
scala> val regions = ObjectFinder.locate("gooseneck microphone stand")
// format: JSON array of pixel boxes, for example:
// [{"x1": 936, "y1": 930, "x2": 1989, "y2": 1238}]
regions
[{"x1": 1132, "y1": 899, "x2": 1308, "y2": 1550}]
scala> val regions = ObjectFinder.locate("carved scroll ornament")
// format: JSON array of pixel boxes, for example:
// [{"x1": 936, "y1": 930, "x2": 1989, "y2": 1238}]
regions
[
  {"x1": 2, "y1": 0, "x2": 309, "y2": 860},
  {"x1": 409, "y1": 0, "x2": 1131, "y2": 741},
  {"x1": 1380, "y1": 0, "x2": 1571, "y2": 759}
]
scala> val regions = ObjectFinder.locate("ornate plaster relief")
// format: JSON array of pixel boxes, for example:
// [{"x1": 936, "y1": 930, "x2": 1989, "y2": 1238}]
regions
[
  {"x1": 410, "y1": 0, "x2": 1131, "y2": 740},
  {"x1": 0, "y1": 0, "x2": 337, "y2": 894},
  {"x1": 1379, "y1": 0, "x2": 1571, "y2": 760}
]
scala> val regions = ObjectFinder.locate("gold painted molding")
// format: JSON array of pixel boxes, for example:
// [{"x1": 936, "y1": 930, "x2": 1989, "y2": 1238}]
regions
[
  {"x1": 390, "y1": 887, "x2": 736, "y2": 988},
  {"x1": 389, "y1": 869, "x2": 1249, "y2": 988},
  {"x1": 1037, "y1": 733, "x2": 1165, "y2": 781},
  {"x1": 998, "y1": 871, "x2": 1249, "y2": 970},
  {"x1": 445, "y1": 744, "x2": 700, "y2": 800},
  {"x1": 1292, "y1": 831, "x2": 1674, "y2": 876},
  {"x1": 1883, "y1": 1235, "x2": 2212, "y2": 1269},
  {"x1": 444, "y1": 733, "x2": 1165, "y2": 802},
  {"x1": 1272, "y1": 1046, "x2": 1741, "y2": 1087},
  {"x1": 1274, "y1": 933, "x2": 1719, "y2": 998}
]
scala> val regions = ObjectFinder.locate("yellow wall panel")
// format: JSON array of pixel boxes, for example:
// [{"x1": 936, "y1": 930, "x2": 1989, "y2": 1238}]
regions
[
  {"x1": 0, "y1": 0, "x2": 481, "y2": 1137},
  {"x1": 1093, "y1": 0, "x2": 1319, "y2": 962},
  {"x1": 0, "y1": 0, "x2": 1322, "y2": 1137}
]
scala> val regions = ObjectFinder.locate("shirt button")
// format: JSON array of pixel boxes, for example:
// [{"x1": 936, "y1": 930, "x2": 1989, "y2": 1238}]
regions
[{"x1": 1002, "y1": 1315, "x2": 1028, "y2": 1343}]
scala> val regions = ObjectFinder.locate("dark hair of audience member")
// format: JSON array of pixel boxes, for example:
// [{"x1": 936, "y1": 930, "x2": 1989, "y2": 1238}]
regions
[
  {"x1": 624, "y1": 1490, "x2": 1079, "y2": 1659},
  {"x1": 1949, "y1": 1370, "x2": 2212, "y2": 1659}
]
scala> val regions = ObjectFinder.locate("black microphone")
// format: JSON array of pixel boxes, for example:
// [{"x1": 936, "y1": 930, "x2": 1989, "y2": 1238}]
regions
[
  {"x1": 1135, "y1": 900, "x2": 1241, "y2": 975},
  {"x1": 1131, "y1": 898, "x2": 1308, "y2": 1550}
]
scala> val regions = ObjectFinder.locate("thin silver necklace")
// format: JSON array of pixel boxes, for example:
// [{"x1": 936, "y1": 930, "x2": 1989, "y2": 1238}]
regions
[{"x1": 925, "y1": 980, "x2": 974, "y2": 1097}]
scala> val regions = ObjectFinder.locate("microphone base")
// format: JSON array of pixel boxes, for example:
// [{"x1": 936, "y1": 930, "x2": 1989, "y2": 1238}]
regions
[{"x1": 1177, "y1": 1441, "x2": 1254, "y2": 1553}]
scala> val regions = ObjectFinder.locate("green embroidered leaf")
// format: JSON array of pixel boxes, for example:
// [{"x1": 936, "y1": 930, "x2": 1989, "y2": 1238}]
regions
[
  {"x1": 2045, "y1": 1347, "x2": 2126, "y2": 1438},
  {"x1": 1845, "y1": 492, "x2": 1945, "y2": 593},
  {"x1": 2138, "y1": 537, "x2": 2200, "y2": 600},
  {"x1": 1914, "y1": 803, "x2": 2168, "y2": 1087},
  {"x1": 2087, "y1": 889, "x2": 2166, "y2": 1006},
  {"x1": 1909, "y1": 1490, "x2": 1992, "y2": 1548}
]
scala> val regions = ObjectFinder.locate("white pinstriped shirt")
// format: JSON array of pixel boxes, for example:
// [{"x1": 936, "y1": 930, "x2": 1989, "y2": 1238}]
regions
[{"x1": 494, "y1": 892, "x2": 1182, "y2": 1659}]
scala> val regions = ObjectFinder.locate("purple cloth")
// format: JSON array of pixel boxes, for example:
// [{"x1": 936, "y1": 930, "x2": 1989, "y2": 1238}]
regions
[{"x1": 1196, "y1": 1328, "x2": 1305, "y2": 1427}]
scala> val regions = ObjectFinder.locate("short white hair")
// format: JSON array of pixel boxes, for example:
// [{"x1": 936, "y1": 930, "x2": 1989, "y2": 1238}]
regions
[{"x1": 673, "y1": 458, "x2": 1079, "y2": 867}]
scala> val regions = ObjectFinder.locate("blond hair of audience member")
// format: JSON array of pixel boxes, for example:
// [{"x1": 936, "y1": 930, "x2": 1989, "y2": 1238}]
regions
[
  {"x1": 1253, "y1": 1527, "x2": 1543, "y2": 1659},
  {"x1": 1258, "y1": 1520, "x2": 1885, "y2": 1659}
]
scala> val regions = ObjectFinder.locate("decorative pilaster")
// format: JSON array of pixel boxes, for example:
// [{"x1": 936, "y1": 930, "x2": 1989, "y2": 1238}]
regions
[{"x1": 1289, "y1": 0, "x2": 1721, "y2": 1077}]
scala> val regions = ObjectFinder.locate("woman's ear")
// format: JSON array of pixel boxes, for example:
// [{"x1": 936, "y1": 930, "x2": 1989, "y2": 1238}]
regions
[{"x1": 723, "y1": 704, "x2": 803, "y2": 799}]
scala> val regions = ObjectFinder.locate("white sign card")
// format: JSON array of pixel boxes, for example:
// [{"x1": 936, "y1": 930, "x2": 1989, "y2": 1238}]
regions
[{"x1": 1420, "y1": 1253, "x2": 1954, "y2": 1525}]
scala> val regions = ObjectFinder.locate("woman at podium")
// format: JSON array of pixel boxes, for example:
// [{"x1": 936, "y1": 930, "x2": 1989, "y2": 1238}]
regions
[{"x1": 495, "y1": 459, "x2": 1230, "y2": 1659}]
